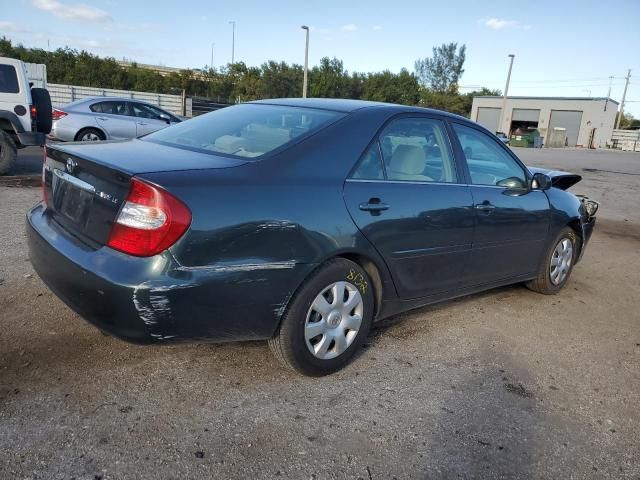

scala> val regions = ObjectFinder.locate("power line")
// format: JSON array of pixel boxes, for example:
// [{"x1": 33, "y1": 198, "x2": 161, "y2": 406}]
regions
[{"x1": 510, "y1": 77, "x2": 626, "y2": 84}]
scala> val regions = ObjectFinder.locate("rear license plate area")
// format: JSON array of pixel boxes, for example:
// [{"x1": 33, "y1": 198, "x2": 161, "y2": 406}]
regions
[{"x1": 52, "y1": 169, "x2": 95, "y2": 224}]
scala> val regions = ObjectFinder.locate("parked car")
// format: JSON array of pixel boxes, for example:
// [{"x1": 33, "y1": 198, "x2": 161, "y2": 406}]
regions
[
  {"x1": 27, "y1": 99, "x2": 598, "y2": 376},
  {"x1": 0, "y1": 56, "x2": 52, "y2": 174},
  {"x1": 50, "y1": 97, "x2": 182, "y2": 142},
  {"x1": 496, "y1": 131, "x2": 510, "y2": 145}
]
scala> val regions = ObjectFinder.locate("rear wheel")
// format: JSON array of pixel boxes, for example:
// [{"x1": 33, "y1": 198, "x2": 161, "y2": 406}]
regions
[
  {"x1": 526, "y1": 227, "x2": 578, "y2": 294},
  {"x1": 0, "y1": 130, "x2": 18, "y2": 175},
  {"x1": 75, "y1": 128, "x2": 105, "y2": 142},
  {"x1": 269, "y1": 258, "x2": 374, "y2": 376}
]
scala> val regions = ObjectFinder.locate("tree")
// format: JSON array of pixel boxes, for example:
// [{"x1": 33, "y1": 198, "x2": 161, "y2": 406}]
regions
[
  {"x1": 362, "y1": 69, "x2": 420, "y2": 105},
  {"x1": 414, "y1": 42, "x2": 466, "y2": 93}
]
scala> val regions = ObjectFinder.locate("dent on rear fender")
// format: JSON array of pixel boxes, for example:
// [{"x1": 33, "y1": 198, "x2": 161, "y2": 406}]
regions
[{"x1": 132, "y1": 280, "x2": 194, "y2": 339}]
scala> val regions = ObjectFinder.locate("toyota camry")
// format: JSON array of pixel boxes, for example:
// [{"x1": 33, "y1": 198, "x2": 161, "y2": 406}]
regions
[{"x1": 27, "y1": 99, "x2": 598, "y2": 376}]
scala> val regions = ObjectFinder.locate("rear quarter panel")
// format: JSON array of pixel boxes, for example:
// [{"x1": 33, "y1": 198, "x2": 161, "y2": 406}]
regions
[{"x1": 139, "y1": 107, "x2": 398, "y2": 308}]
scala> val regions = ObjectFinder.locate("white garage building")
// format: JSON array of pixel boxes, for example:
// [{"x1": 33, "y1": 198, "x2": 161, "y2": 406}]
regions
[{"x1": 471, "y1": 96, "x2": 619, "y2": 148}]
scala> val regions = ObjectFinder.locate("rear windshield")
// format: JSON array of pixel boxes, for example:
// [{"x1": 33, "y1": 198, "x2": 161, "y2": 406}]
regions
[
  {"x1": 143, "y1": 104, "x2": 344, "y2": 159},
  {"x1": 0, "y1": 65, "x2": 19, "y2": 93}
]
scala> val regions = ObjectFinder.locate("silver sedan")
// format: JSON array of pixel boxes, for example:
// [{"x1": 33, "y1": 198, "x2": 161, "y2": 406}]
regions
[{"x1": 50, "y1": 97, "x2": 182, "y2": 142}]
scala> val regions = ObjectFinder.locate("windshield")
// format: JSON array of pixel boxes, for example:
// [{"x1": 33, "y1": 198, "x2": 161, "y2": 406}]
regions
[{"x1": 143, "y1": 103, "x2": 344, "y2": 159}]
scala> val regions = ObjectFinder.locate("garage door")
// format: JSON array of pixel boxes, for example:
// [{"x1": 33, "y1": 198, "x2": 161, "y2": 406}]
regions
[
  {"x1": 512, "y1": 109, "x2": 540, "y2": 122},
  {"x1": 476, "y1": 107, "x2": 501, "y2": 133},
  {"x1": 549, "y1": 110, "x2": 583, "y2": 147}
]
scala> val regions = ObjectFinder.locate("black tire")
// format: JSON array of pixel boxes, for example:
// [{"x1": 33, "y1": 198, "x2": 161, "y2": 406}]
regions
[
  {"x1": 526, "y1": 227, "x2": 579, "y2": 295},
  {"x1": 269, "y1": 258, "x2": 375, "y2": 376},
  {"x1": 31, "y1": 88, "x2": 52, "y2": 134},
  {"x1": 0, "y1": 130, "x2": 18, "y2": 176},
  {"x1": 75, "y1": 128, "x2": 105, "y2": 142}
]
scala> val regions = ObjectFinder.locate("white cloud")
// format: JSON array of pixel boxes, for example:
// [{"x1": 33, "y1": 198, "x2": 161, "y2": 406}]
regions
[
  {"x1": 342, "y1": 24, "x2": 357, "y2": 32},
  {"x1": 32, "y1": 0, "x2": 112, "y2": 22},
  {"x1": 0, "y1": 21, "x2": 32, "y2": 33},
  {"x1": 483, "y1": 17, "x2": 530, "y2": 30},
  {"x1": 372, "y1": 25, "x2": 382, "y2": 31}
]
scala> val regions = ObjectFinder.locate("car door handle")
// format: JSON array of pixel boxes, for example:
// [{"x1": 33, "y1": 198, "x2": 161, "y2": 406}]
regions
[
  {"x1": 359, "y1": 199, "x2": 390, "y2": 214},
  {"x1": 97, "y1": 117, "x2": 108, "y2": 121},
  {"x1": 475, "y1": 203, "x2": 495, "y2": 211},
  {"x1": 136, "y1": 122, "x2": 148, "y2": 126}
]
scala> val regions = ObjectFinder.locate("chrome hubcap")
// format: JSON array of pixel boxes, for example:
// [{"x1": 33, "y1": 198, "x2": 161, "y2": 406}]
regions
[
  {"x1": 305, "y1": 281, "x2": 363, "y2": 360},
  {"x1": 550, "y1": 238, "x2": 573, "y2": 285}
]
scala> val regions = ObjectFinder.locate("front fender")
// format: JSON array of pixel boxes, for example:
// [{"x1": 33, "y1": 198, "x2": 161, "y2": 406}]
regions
[{"x1": 545, "y1": 187, "x2": 596, "y2": 262}]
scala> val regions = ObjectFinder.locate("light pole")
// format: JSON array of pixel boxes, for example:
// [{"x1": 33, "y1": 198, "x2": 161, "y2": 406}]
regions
[
  {"x1": 501, "y1": 54, "x2": 515, "y2": 134},
  {"x1": 229, "y1": 21, "x2": 236, "y2": 64},
  {"x1": 301, "y1": 25, "x2": 309, "y2": 98},
  {"x1": 210, "y1": 42, "x2": 215, "y2": 70}
]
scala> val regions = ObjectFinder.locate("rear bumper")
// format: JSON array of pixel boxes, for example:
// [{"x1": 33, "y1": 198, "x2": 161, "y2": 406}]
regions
[
  {"x1": 17, "y1": 131, "x2": 46, "y2": 147},
  {"x1": 27, "y1": 203, "x2": 313, "y2": 344},
  {"x1": 49, "y1": 121, "x2": 77, "y2": 142}
]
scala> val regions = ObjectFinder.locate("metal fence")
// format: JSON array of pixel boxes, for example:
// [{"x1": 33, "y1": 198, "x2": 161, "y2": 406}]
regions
[
  {"x1": 610, "y1": 129, "x2": 640, "y2": 152},
  {"x1": 47, "y1": 83, "x2": 191, "y2": 117},
  {"x1": 190, "y1": 96, "x2": 233, "y2": 116}
]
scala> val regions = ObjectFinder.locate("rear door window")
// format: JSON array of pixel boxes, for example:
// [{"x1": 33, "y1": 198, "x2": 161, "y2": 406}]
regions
[
  {"x1": 379, "y1": 117, "x2": 458, "y2": 183},
  {"x1": 91, "y1": 101, "x2": 131, "y2": 116},
  {"x1": 0, "y1": 65, "x2": 20, "y2": 93}
]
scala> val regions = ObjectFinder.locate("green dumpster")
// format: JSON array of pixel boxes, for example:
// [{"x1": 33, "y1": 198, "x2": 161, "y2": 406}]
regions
[{"x1": 509, "y1": 129, "x2": 540, "y2": 148}]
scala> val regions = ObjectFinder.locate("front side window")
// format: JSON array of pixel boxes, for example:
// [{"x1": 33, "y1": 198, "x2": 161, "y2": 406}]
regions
[
  {"x1": 0, "y1": 65, "x2": 19, "y2": 93},
  {"x1": 144, "y1": 104, "x2": 344, "y2": 159},
  {"x1": 378, "y1": 117, "x2": 457, "y2": 183},
  {"x1": 453, "y1": 124, "x2": 527, "y2": 188}
]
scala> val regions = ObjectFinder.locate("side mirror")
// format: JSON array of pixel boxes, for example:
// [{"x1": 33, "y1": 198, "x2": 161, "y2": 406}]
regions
[
  {"x1": 159, "y1": 113, "x2": 171, "y2": 124},
  {"x1": 531, "y1": 172, "x2": 552, "y2": 191}
]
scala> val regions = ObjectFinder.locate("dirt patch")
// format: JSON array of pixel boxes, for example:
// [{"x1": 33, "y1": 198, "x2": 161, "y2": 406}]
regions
[{"x1": 596, "y1": 218, "x2": 640, "y2": 242}]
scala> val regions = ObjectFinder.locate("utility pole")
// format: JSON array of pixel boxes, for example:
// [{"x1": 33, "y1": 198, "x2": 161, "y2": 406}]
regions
[
  {"x1": 229, "y1": 21, "x2": 236, "y2": 64},
  {"x1": 605, "y1": 75, "x2": 613, "y2": 111},
  {"x1": 501, "y1": 54, "x2": 515, "y2": 134},
  {"x1": 301, "y1": 26, "x2": 310, "y2": 98},
  {"x1": 615, "y1": 69, "x2": 631, "y2": 129},
  {"x1": 210, "y1": 42, "x2": 215, "y2": 71}
]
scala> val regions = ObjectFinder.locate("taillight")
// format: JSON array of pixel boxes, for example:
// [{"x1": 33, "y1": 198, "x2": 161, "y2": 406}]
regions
[
  {"x1": 52, "y1": 109, "x2": 68, "y2": 120},
  {"x1": 107, "y1": 178, "x2": 191, "y2": 257},
  {"x1": 30, "y1": 104, "x2": 37, "y2": 129}
]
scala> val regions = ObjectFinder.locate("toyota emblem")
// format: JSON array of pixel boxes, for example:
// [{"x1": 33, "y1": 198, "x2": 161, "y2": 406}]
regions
[{"x1": 66, "y1": 158, "x2": 77, "y2": 174}]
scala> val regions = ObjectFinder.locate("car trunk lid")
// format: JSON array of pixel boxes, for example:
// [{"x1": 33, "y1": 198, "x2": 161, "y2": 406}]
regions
[{"x1": 43, "y1": 140, "x2": 246, "y2": 246}]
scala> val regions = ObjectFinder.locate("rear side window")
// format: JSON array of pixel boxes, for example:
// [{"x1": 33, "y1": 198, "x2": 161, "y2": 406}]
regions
[
  {"x1": 0, "y1": 65, "x2": 19, "y2": 93},
  {"x1": 352, "y1": 143, "x2": 384, "y2": 180},
  {"x1": 379, "y1": 117, "x2": 458, "y2": 183},
  {"x1": 90, "y1": 101, "x2": 130, "y2": 116},
  {"x1": 144, "y1": 104, "x2": 344, "y2": 159}
]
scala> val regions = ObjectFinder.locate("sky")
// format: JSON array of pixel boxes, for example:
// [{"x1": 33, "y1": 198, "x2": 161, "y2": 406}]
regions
[{"x1": 1, "y1": 0, "x2": 639, "y2": 116}]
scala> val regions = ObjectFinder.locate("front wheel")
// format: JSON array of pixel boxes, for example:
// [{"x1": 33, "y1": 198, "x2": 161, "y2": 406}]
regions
[
  {"x1": 269, "y1": 258, "x2": 374, "y2": 376},
  {"x1": 526, "y1": 227, "x2": 578, "y2": 294}
]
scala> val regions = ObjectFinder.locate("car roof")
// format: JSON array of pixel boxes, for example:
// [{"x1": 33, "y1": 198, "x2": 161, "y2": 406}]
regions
[
  {"x1": 248, "y1": 97, "x2": 470, "y2": 121},
  {"x1": 67, "y1": 96, "x2": 156, "y2": 106}
]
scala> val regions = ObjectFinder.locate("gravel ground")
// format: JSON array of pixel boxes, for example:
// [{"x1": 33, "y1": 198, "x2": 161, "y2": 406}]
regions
[{"x1": 0, "y1": 148, "x2": 638, "y2": 479}]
